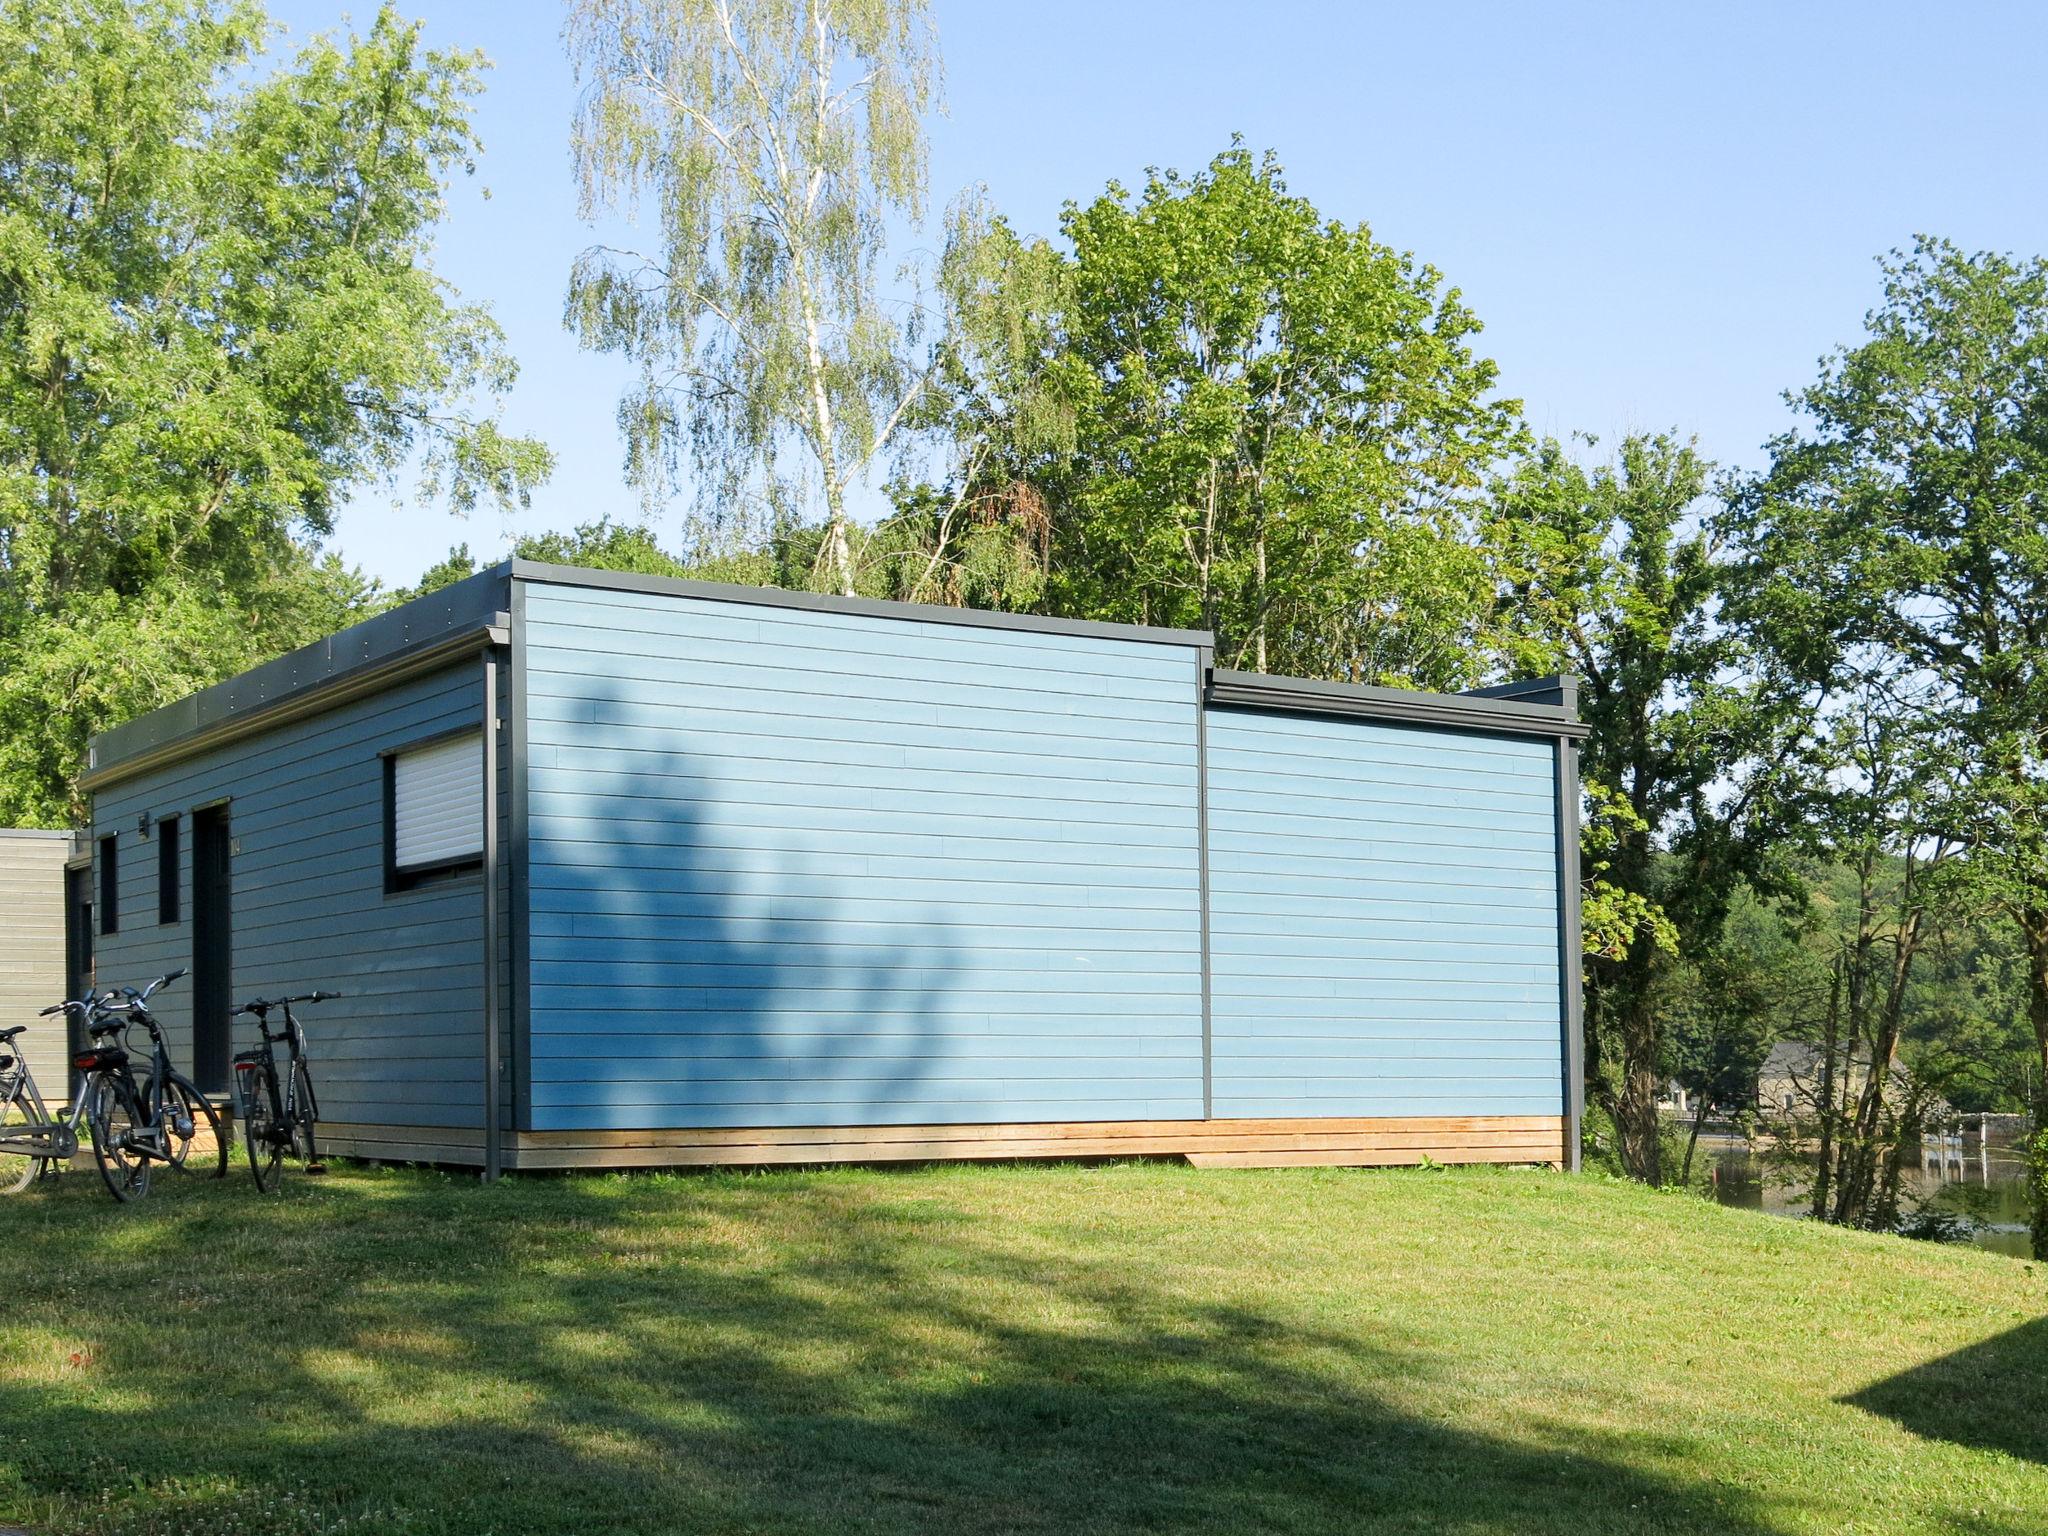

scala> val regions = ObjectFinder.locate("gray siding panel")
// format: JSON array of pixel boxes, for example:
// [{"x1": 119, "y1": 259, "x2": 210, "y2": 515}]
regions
[
  {"x1": 91, "y1": 666, "x2": 487, "y2": 1129},
  {"x1": 521, "y1": 581, "x2": 1206, "y2": 1132},
  {"x1": 1204, "y1": 707, "x2": 1566, "y2": 1119},
  {"x1": 0, "y1": 832, "x2": 69, "y2": 1095}
]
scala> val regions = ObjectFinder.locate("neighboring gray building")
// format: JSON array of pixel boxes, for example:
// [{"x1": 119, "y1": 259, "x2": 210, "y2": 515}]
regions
[
  {"x1": 0, "y1": 828, "x2": 74, "y2": 1097},
  {"x1": 81, "y1": 561, "x2": 1588, "y2": 1175}
]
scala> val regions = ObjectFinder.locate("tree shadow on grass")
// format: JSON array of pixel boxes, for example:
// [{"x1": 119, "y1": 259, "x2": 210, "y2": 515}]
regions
[
  {"x1": 1842, "y1": 1314, "x2": 2048, "y2": 1468},
  {"x1": 3, "y1": 1170, "x2": 1789, "y2": 1536}
]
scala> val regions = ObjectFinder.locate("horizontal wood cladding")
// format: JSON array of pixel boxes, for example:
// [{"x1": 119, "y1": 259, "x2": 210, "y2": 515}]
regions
[
  {"x1": 504, "y1": 1115, "x2": 1567, "y2": 1170},
  {"x1": 521, "y1": 582, "x2": 1207, "y2": 1132},
  {"x1": 90, "y1": 665, "x2": 489, "y2": 1127},
  {"x1": 318, "y1": 1120, "x2": 485, "y2": 1166},
  {"x1": 1204, "y1": 708, "x2": 1567, "y2": 1120}
]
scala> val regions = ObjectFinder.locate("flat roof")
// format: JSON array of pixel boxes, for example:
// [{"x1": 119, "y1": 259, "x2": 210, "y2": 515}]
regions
[
  {"x1": 84, "y1": 565, "x2": 514, "y2": 791},
  {"x1": 509, "y1": 560, "x2": 1216, "y2": 648},
  {"x1": 83, "y1": 559, "x2": 1579, "y2": 789}
]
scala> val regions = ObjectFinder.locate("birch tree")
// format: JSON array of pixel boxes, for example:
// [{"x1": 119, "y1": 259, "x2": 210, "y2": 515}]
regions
[{"x1": 565, "y1": 0, "x2": 938, "y2": 595}]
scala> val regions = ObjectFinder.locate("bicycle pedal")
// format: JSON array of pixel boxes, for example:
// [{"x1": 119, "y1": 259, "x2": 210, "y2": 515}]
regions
[{"x1": 304, "y1": 1163, "x2": 329, "y2": 1176}]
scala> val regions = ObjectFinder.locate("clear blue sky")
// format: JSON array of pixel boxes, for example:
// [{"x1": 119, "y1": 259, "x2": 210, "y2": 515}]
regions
[{"x1": 267, "y1": 1, "x2": 2048, "y2": 587}]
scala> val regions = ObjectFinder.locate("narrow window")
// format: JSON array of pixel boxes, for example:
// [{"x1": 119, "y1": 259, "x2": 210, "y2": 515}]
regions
[
  {"x1": 99, "y1": 834, "x2": 119, "y2": 935},
  {"x1": 385, "y1": 732, "x2": 484, "y2": 892},
  {"x1": 157, "y1": 815, "x2": 180, "y2": 924}
]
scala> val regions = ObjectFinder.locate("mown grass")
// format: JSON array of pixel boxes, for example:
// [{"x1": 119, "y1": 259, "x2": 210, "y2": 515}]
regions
[{"x1": 0, "y1": 1159, "x2": 2043, "y2": 1535}]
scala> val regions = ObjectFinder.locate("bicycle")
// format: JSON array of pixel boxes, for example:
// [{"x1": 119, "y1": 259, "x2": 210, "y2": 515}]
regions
[
  {"x1": 232, "y1": 991, "x2": 335, "y2": 1191},
  {"x1": 1, "y1": 993, "x2": 126, "y2": 1193},
  {"x1": 0, "y1": 1012, "x2": 71, "y2": 1193},
  {"x1": 72, "y1": 971, "x2": 227, "y2": 1201}
]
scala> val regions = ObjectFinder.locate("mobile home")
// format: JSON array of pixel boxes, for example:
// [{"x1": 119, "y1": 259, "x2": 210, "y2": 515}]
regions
[{"x1": 75, "y1": 562, "x2": 1587, "y2": 1174}]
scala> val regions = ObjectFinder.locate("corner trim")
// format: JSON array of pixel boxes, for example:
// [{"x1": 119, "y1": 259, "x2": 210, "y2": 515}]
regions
[
  {"x1": 509, "y1": 559, "x2": 1214, "y2": 649},
  {"x1": 1207, "y1": 669, "x2": 1590, "y2": 741},
  {"x1": 1194, "y1": 649, "x2": 1214, "y2": 1120},
  {"x1": 508, "y1": 579, "x2": 533, "y2": 1139},
  {"x1": 481, "y1": 648, "x2": 502, "y2": 1183},
  {"x1": 1556, "y1": 734, "x2": 1586, "y2": 1172}
]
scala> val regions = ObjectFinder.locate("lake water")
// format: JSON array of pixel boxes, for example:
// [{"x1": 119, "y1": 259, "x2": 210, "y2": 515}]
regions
[{"x1": 1704, "y1": 1131, "x2": 2034, "y2": 1259}]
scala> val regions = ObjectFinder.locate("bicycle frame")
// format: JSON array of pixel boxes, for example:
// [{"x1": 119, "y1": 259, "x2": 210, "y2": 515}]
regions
[
  {"x1": 0, "y1": 1052, "x2": 78, "y2": 1163},
  {"x1": 88, "y1": 1017, "x2": 181, "y2": 1164}
]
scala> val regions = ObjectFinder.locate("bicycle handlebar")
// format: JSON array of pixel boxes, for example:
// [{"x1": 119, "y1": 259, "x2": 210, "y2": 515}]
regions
[
  {"x1": 232, "y1": 990, "x2": 342, "y2": 1017},
  {"x1": 138, "y1": 969, "x2": 186, "y2": 1000}
]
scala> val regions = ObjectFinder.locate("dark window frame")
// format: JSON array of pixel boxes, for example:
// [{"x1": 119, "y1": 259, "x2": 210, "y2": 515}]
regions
[
  {"x1": 382, "y1": 738, "x2": 484, "y2": 895},
  {"x1": 98, "y1": 834, "x2": 118, "y2": 935},
  {"x1": 158, "y1": 814, "x2": 180, "y2": 925}
]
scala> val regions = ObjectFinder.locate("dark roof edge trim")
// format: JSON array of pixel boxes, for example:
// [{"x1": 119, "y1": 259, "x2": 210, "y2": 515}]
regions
[
  {"x1": 84, "y1": 573, "x2": 515, "y2": 797},
  {"x1": 84, "y1": 621, "x2": 506, "y2": 792},
  {"x1": 1206, "y1": 669, "x2": 1590, "y2": 741},
  {"x1": 509, "y1": 560, "x2": 1216, "y2": 649}
]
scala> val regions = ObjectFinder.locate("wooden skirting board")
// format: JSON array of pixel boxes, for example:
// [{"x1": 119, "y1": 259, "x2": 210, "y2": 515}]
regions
[
  {"x1": 312, "y1": 1115, "x2": 1566, "y2": 1172},
  {"x1": 504, "y1": 1115, "x2": 1568, "y2": 1172}
]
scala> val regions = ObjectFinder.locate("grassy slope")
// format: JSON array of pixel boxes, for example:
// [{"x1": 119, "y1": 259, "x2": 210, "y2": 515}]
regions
[{"x1": 0, "y1": 1162, "x2": 2043, "y2": 1536}]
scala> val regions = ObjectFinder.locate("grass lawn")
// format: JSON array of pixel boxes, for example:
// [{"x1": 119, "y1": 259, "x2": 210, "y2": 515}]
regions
[{"x1": 1, "y1": 1160, "x2": 2044, "y2": 1536}]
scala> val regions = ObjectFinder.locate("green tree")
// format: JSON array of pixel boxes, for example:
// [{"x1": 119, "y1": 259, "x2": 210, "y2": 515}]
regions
[
  {"x1": 947, "y1": 147, "x2": 1522, "y2": 687},
  {"x1": 0, "y1": 0, "x2": 550, "y2": 824},
  {"x1": 565, "y1": 0, "x2": 940, "y2": 596},
  {"x1": 1488, "y1": 434, "x2": 1804, "y2": 1182},
  {"x1": 1725, "y1": 237, "x2": 2048, "y2": 1256}
]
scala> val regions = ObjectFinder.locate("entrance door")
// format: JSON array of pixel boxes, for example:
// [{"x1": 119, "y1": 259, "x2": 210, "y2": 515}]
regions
[
  {"x1": 191, "y1": 806, "x2": 233, "y2": 1093},
  {"x1": 63, "y1": 862, "x2": 92, "y2": 1098}
]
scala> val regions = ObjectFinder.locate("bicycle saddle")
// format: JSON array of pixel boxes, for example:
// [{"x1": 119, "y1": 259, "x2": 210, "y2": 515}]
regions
[{"x1": 0, "y1": 1025, "x2": 25, "y2": 1041}]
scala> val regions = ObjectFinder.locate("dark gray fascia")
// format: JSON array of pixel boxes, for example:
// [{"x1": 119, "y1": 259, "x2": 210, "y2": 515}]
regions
[
  {"x1": 1206, "y1": 669, "x2": 1590, "y2": 741},
  {"x1": 1464, "y1": 675, "x2": 1579, "y2": 714},
  {"x1": 509, "y1": 560, "x2": 1216, "y2": 650},
  {"x1": 84, "y1": 564, "x2": 516, "y2": 791}
]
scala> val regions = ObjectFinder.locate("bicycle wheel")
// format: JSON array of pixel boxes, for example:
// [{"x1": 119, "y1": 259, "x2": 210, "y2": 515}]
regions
[
  {"x1": 88, "y1": 1076, "x2": 151, "y2": 1203},
  {"x1": 290, "y1": 1059, "x2": 324, "y2": 1171},
  {"x1": 241, "y1": 1061, "x2": 283, "y2": 1193},
  {"x1": 150, "y1": 1073, "x2": 226, "y2": 1179},
  {"x1": 0, "y1": 1088, "x2": 50, "y2": 1194}
]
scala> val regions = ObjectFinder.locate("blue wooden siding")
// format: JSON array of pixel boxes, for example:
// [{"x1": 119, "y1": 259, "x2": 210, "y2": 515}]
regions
[
  {"x1": 90, "y1": 666, "x2": 488, "y2": 1129},
  {"x1": 521, "y1": 582, "x2": 1205, "y2": 1131},
  {"x1": 1204, "y1": 707, "x2": 1564, "y2": 1118}
]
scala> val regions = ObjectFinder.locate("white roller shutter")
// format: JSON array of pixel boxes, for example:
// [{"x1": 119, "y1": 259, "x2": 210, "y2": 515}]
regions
[{"x1": 392, "y1": 733, "x2": 483, "y2": 871}]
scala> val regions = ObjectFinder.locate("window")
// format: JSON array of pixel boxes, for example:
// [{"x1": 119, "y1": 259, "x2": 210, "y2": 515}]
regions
[
  {"x1": 158, "y1": 814, "x2": 180, "y2": 924},
  {"x1": 99, "y1": 834, "x2": 118, "y2": 935},
  {"x1": 385, "y1": 732, "x2": 484, "y2": 891}
]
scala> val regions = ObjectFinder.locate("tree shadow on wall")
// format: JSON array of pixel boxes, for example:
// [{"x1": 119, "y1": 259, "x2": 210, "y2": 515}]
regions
[
  {"x1": 529, "y1": 677, "x2": 978, "y2": 1133},
  {"x1": 1842, "y1": 1314, "x2": 2048, "y2": 1467}
]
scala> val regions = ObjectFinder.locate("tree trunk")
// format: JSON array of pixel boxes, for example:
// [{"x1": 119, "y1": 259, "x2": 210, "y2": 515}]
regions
[
  {"x1": 1680, "y1": 1096, "x2": 1709, "y2": 1185},
  {"x1": 2021, "y1": 909, "x2": 2048, "y2": 1262},
  {"x1": 1614, "y1": 994, "x2": 1663, "y2": 1184},
  {"x1": 1811, "y1": 958, "x2": 1842, "y2": 1221}
]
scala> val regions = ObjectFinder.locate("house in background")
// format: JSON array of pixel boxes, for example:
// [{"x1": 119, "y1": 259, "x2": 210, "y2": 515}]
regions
[
  {"x1": 1754, "y1": 1041, "x2": 1948, "y2": 1122},
  {"x1": 64, "y1": 561, "x2": 1587, "y2": 1175}
]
